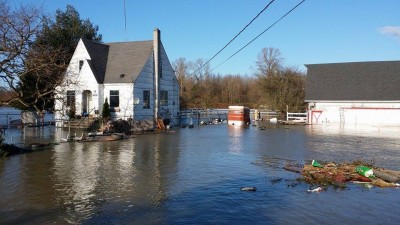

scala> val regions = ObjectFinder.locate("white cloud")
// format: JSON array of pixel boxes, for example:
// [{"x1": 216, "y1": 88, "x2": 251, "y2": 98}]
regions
[{"x1": 379, "y1": 26, "x2": 400, "y2": 39}]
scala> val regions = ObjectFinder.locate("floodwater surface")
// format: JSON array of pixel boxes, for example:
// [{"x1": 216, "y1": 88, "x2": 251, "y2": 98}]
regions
[{"x1": 1, "y1": 123, "x2": 400, "y2": 224}]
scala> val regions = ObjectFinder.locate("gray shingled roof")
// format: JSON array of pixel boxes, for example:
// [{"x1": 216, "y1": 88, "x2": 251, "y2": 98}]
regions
[
  {"x1": 82, "y1": 40, "x2": 109, "y2": 83},
  {"x1": 81, "y1": 39, "x2": 153, "y2": 84},
  {"x1": 305, "y1": 61, "x2": 400, "y2": 101},
  {"x1": 104, "y1": 41, "x2": 153, "y2": 83}
]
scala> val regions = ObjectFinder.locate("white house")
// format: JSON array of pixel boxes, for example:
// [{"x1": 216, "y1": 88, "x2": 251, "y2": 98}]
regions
[
  {"x1": 55, "y1": 28, "x2": 180, "y2": 127},
  {"x1": 305, "y1": 61, "x2": 400, "y2": 126}
]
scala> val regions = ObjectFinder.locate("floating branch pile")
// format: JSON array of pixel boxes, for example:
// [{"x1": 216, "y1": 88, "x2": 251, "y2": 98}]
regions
[{"x1": 284, "y1": 160, "x2": 400, "y2": 188}]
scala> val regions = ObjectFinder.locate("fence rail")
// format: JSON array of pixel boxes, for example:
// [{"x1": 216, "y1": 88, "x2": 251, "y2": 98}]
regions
[
  {"x1": 179, "y1": 108, "x2": 280, "y2": 125},
  {"x1": 286, "y1": 112, "x2": 308, "y2": 122},
  {"x1": 0, "y1": 113, "x2": 23, "y2": 127},
  {"x1": 0, "y1": 112, "x2": 55, "y2": 128}
]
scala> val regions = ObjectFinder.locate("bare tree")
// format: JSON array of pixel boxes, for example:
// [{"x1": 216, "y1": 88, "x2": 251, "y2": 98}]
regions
[
  {"x1": 261, "y1": 67, "x2": 306, "y2": 114},
  {"x1": 1, "y1": 3, "x2": 101, "y2": 114},
  {"x1": 170, "y1": 52, "x2": 305, "y2": 111},
  {"x1": 255, "y1": 47, "x2": 283, "y2": 77},
  {"x1": 172, "y1": 58, "x2": 190, "y2": 109},
  {"x1": 10, "y1": 46, "x2": 68, "y2": 111},
  {"x1": 172, "y1": 57, "x2": 187, "y2": 88},
  {"x1": 0, "y1": 1, "x2": 43, "y2": 93}
]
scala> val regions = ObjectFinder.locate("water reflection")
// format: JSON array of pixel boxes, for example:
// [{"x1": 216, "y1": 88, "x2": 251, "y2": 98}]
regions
[
  {"x1": 305, "y1": 124, "x2": 400, "y2": 170},
  {"x1": 227, "y1": 126, "x2": 247, "y2": 154},
  {"x1": 49, "y1": 132, "x2": 181, "y2": 223},
  {"x1": 3, "y1": 126, "x2": 56, "y2": 147},
  {"x1": 52, "y1": 142, "x2": 101, "y2": 223}
]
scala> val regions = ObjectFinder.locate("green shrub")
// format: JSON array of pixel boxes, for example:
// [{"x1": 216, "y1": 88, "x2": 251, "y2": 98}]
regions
[{"x1": 102, "y1": 97, "x2": 111, "y2": 122}]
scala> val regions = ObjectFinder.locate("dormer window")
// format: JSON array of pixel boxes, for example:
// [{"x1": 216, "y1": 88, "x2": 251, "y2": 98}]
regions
[{"x1": 79, "y1": 60, "x2": 84, "y2": 71}]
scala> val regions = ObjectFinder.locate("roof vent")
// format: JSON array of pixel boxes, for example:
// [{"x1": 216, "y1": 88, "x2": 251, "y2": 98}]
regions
[{"x1": 120, "y1": 74, "x2": 125, "y2": 78}]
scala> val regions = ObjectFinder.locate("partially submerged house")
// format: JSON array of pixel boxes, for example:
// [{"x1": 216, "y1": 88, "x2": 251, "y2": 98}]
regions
[
  {"x1": 54, "y1": 28, "x2": 180, "y2": 127},
  {"x1": 305, "y1": 61, "x2": 400, "y2": 125}
]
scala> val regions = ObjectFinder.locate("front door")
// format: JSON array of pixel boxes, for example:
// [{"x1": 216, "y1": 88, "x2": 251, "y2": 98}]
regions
[{"x1": 82, "y1": 90, "x2": 92, "y2": 116}]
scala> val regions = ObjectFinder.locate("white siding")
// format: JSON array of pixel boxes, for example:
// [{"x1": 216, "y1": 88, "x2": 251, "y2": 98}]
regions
[
  {"x1": 133, "y1": 44, "x2": 180, "y2": 124},
  {"x1": 158, "y1": 44, "x2": 180, "y2": 125},
  {"x1": 55, "y1": 39, "x2": 101, "y2": 126},
  {"x1": 134, "y1": 56, "x2": 155, "y2": 121},
  {"x1": 309, "y1": 102, "x2": 400, "y2": 126},
  {"x1": 104, "y1": 83, "x2": 134, "y2": 120}
]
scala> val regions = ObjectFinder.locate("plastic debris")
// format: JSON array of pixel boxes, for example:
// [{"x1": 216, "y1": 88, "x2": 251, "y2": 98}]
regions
[
  {"x1": 307, "y1": 187, "x2": 324, "y2": 192},
  {"x1": 311, "y1": 160, "x2": 324, "y2": 168},
  {"x1": 356, "y1": 166, "x2": 375, "y2": 178},
  {"x1": 240, "y1": 187, "x2": 257, "y2": 192}
]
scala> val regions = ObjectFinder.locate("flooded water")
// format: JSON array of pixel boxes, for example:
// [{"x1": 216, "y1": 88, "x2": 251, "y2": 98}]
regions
[{"x1": 1, "y1": 123, "x2": 400, "y2": 224}]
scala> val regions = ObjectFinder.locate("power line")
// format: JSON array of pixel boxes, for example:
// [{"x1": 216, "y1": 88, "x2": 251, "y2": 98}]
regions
[
  {"x1": 191, "y1": 0, "x2": 276, "y2": 76},
  {"x1": 211, "y1": 0, "x2": 306, "y2": 73}
]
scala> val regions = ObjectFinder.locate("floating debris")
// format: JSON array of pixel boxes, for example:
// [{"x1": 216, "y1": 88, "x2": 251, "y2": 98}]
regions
[
  {"x1": 355, "y1": 166, "x2": 374, "y2": 178},
  {"x1": 240, "y1": 187, "x2": 257, "y2": 192},
  {"x1": 284, "y1": 160, "x2": 400, "y2": 188},
  {"x1": 311, "y1": 160, "x2": 324, "y2": 168},
  {"x1": 307, "y1": 187, "x2": 324, "y2": 193},
  {"x1": 283, "y1": 163, "x2": 303, "y2": 173}
]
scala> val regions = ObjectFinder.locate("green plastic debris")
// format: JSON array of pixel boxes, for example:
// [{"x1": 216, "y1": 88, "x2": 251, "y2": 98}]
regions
[
  {"x1": 311, "y1": 160, "x2": 324, "y2": 168},
  {"x1": 356, "y1": 166, "x2": 375, "y2": 178}
]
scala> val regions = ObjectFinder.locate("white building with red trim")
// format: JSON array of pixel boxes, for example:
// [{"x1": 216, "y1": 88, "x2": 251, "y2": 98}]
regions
[{"x1": 305, "y1": 61, "x2": 400, "y2": 126}]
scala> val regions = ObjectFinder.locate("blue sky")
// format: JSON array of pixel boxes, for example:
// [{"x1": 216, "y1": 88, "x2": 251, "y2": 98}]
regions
[{"x1": 15, "y1": 0, "x2": 400, "y2": 75}]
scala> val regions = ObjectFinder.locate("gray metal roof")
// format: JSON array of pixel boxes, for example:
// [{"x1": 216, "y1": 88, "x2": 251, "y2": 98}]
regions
[
  {"x1": 81, "y1": 39, "x2": 153, "y2": 84},
  {"x1": 305, "y1": 61, "x2": 400, "y2": 101}
]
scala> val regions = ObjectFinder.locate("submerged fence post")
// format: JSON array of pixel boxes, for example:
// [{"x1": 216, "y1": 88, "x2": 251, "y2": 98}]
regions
[{"x1": 286, "y1": 105, "x2": 289, "y2": 120}]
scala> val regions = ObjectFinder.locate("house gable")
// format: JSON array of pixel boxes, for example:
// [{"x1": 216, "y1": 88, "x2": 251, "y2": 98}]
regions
[
  {"x1": 63, "y1": 39, "x2": 99, "y2": 87},
  {"x1": 133, "y1": 40, "x2": 180, "y2": 122},
  {"x1": 158, "y1": 42, "x2": 180, "y2": 108},
  {"x1": 133, "y1": 55, "x2": 155, "y2": 121},
  {"x1": 81, "y1": 39, "x2": 109, "y2": 84},
  {"x1": 305, "y1": 61, "x2": 400, "y2": 102}
]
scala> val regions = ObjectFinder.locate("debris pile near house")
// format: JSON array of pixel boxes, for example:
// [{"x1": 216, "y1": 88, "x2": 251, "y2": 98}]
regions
[
  {"x1": 131, "y1": 120, "x2": 154, "y2": 134},
  {"x1": 102, "y1": 120, "x2": 132, "y2": 134},
  {"x1": 284, "y1": 160, "x2": 400, "y2": 188}
]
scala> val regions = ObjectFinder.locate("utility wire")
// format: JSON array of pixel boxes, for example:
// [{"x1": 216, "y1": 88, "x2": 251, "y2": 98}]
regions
[
  {"x1": 191, "y1": 0, "x2": 276, "y2": 76},
  {"x1": 211, "y1": 0, "x2": 306, "y2": 73}
]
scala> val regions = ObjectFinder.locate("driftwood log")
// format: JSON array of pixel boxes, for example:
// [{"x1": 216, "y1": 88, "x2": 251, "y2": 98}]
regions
[{"x1": 374, "y1": 170, "x2": 400, "y2": 183}]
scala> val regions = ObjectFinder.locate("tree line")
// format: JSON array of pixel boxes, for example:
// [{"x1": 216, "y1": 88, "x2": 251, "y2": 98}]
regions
[
  {"x1": 173, "y1": 47, "x2": 306, "y2": 114},
  {"x1": 0, "y1": 1, "x2": 306, "y2": 116}
]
